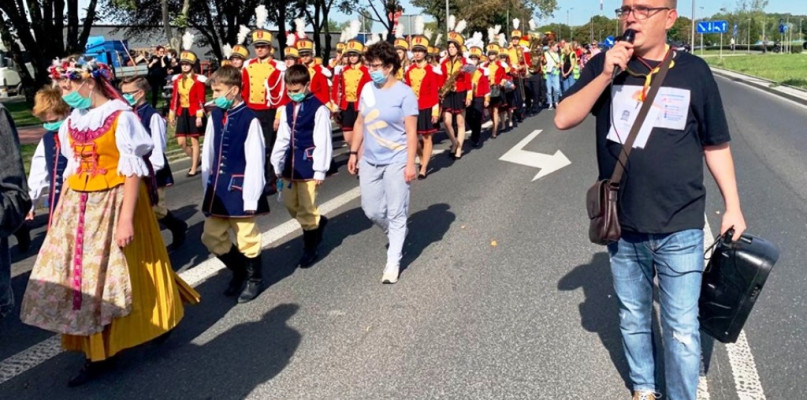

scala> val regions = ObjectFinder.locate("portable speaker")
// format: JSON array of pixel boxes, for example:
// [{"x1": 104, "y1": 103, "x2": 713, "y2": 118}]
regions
[{"x1": 699, "y1": 231, "x2": 780, "y2": 343}]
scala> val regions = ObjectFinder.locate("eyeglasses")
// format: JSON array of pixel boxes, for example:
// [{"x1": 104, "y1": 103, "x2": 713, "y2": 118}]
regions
[{"x1": 615, "y1": 5, "x2": 670, "y2": 20}]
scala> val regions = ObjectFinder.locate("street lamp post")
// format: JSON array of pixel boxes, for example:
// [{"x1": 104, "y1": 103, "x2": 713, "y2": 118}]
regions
[
  {"x1": 690, "y1": 0, "x2": 696, "y2": 53},
  {"x1": 445, "y1": 0, "x2": 449, "y2": 32},
  {"x1": 748, "y1": 18, "x2": 752, "y2": 54}
]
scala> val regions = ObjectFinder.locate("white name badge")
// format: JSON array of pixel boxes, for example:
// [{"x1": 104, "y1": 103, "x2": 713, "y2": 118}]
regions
[{"x1": 607, "y1": 85, "x2": 691, "y2": 149}]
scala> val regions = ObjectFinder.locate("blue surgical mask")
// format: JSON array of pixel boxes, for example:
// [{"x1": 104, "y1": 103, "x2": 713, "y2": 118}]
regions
[
  {"x1": 42, "y1": 120, "x2": 64, "y2": 132},
  {"x1": 214, "y1": 89, "x2": 235, "y2": 109},
  {"x1": 370, "y1": 70, "x2": 388, "y2": 86},
  {"x1": 122, "y1": 93, "x2": 137, "y2": 106},
  {"x1": 289, "y1": 92, "x2": 306, "y2": 103},
  {"x1": 62, "y1": 82, "x2": 92, "y2": 110}
]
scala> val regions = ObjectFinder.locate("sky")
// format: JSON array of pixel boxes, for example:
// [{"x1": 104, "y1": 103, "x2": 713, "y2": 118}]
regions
[
  {"x1": 332, "y1": 0, "x2": 807, "y2": 30},
  {"x1": 77, "y1": 0, "x2": 807, "y2": 31}
]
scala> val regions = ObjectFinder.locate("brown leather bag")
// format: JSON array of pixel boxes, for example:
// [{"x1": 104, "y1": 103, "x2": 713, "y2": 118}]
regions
[{"x1": 586, "y1": 50, "x2": 674, "y2": 245}]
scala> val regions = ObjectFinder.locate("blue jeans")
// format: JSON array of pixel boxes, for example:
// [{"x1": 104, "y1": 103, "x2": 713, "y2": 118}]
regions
[
  {"x1": 545, "y1": 74, "x2": 561, "y2": 106},
  {"x1": 0, "y1": 237, "x2": 12, "y2": 319},
  {"x1": 562, "y1": 75, "x2": 577, "y2": 93},
  {"x1": 607, "y1": 229, "x2": 704, "y2": 399}
]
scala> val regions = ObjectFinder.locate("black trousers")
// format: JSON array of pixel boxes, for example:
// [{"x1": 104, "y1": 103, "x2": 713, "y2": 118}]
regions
[
  {"x1": 253, "y1": 108, "x2": 278, "y2": 186},
  {"x1": 526, "y1": 74, "x2": 544, "y2": 111},
  {"x1": 148, "y1": 77, "x2": 164, "y2": 108},
  {"x1": 466, "y1": 98, "x2": 484, "y2": 144}
]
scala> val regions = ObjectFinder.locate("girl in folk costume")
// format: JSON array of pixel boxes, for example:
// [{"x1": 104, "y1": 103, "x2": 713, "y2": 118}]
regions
[
  {"x1": 333, "y1": 20, "x2": 371, "y2": 147},
  {"x1": 405, "y1": 20, "x2": 441, "y2": 179},
  {"x1": 465, "y1": 35, "x2": 491, "y2": 148},
  {"x1": 20, "y1": 58, "x2": 200, "y2": 387},
  {"x1": 168, "y1": 32, "x2": 207, "y2": 176},
  {"x1": 482, "y1": 26, "x2": 509, "y2": 139},
  {"x1": 440, "y1": 17, "x2": 472, "y2": 160}
]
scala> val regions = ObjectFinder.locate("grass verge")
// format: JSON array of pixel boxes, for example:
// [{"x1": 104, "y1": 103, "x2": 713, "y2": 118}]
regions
[{"x1": 703, "y1": 53, "x2": 807, "y2": 90}]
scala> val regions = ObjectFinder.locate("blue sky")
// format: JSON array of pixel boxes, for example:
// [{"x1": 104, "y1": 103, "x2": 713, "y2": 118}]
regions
[{"x1": 333, "y1": 0, "x2": 807, "y2": 29}]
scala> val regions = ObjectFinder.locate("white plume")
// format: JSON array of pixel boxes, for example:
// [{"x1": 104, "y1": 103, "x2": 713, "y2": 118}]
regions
[
  {"x1": 528, "y1": 18, "x2": 536, "y2": 31},
  {"x1": 487, "y1": 27, "x2": 496, "y2": 43},
  {"x1": 286, "y1": 31, "x2": 297, "y2": 47},
  {"x1": 182, "y1": 31, "x2": 194, "y2": 51},
  {"x1": 424, "y1": 28, "x2": 433, "y2": 40},
  {"x1": 498, "y1": 33, "x2": 506, "y2": 47},
  {"x1": 348, "y1": 19, "x2": 361, "y2": 40},
  {"x1": 435, "y1": 33, "x2": 442, "y2": 46},
  {"x1": 414, "y1": 16, "x2": 424, "y2": 35},
  {"x1": 237, "y1": 25, "x2": 250, "y2": 45},
  {"x1": 512, "y1": 18, "x2": 520, "y2": 30},
  {"x1": 493, "y1": 24, "x2": 501, "y2": 36},
  {"x1": 448, "y1": 15, "x2": 456, "y2": 31},
  {"x1": 455, "y1": 19, "x2": 467, "y2": 34},
  {"x1": 222, "y1": 44, "x2": 233, "y2": 58},
  {"x1": 339, "y1": 29, "x2": 347, "y2": 43},
  {"x1": 396, "y1": 21, "x2": 405, "y2": 38},
  {"x1": 468, "y1": 31, "x2": 483, "y2": 48},
  {"x1": 254, "y1": 5, "x2": 268, "y2": 29},
  {"x1": 295, "y1": 17, "x2": 306, "y2": 38}
]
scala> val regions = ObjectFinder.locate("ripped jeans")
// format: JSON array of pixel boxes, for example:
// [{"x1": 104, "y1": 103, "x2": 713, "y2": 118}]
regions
[{"x1": 608, "y1": 229, "x2": 704, "y2": 399}]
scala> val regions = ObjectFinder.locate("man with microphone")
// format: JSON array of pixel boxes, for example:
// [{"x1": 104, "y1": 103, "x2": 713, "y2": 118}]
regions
[{"x1": 555, "y1": 1, "x2": 746, "y2": 399}]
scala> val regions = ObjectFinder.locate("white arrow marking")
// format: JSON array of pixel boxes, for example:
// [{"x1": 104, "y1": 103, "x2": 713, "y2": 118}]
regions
[{"x1": 499, "y1": 129, "x2": 571, "y2": 181}]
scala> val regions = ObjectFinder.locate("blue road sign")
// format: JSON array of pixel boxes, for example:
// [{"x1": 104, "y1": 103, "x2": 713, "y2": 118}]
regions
[
  {"x1": 697, "y1": 20, "x2": 729, "y2": 34},
  {"x1": 734, "y1": 23, "x2": 739, "y2": 37},
  {"x1": 779, "y1": 24, "x2": 788, "y2": 33},
  {"x1": 605, "y1": 36, "x2": 615, "y2": 46}
]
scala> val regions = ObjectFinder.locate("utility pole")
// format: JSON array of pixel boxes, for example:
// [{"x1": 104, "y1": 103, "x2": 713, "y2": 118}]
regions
[
  {"x1": 445, "y1": 0, "x2": 449, "y2": 33},
  {"x1": 690, "y1": 0, "x2": 696, "y2": 54},
  {"x1": 566, "y1": 8, "x2": 574, "y2": 41},
  {"x1": 748, "y1": 18, "x2": 752, "y2": 54}
]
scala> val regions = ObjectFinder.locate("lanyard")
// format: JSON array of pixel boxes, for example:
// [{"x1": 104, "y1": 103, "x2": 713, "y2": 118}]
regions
[{"x1": 625, "y1": 46, "x2": 675, "y2": 102}]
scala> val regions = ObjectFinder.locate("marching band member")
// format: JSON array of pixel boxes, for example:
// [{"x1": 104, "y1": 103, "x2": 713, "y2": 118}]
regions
[
  {"x1": 405, "y1": 19, "x2": 441, "y2": 179},
  {"x1": 465, "y1": 36, "x2": 490, "y2": 148},
  {"x1": 333, "y1": 32, "x2": 371, "y2": 148},
  {"x1": 242, "y1": 6, "x2": 285, "y2": 193},
  {"x1": 440, "y1": 17, "x2": 471, "y2": 160},
  {"x1": 295, "y1": 18, "x2": 334, "y2": 109},
  {"x1": 483, "y1": 27, "x2": 508, "y2": 139},
  {"x1": 168, "y1": 33, "x2": 206, "y2": 176}
]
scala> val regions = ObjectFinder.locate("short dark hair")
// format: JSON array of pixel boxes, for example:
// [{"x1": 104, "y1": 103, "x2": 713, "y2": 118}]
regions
[
  {"x1": 284, "y1": 64, "x2": 310, "y2": 86},
  {"x1": 208, "y1": 65, "x2": 242, "y2": 87},
  {"x1": 156, "y1": 45, "x2": 165, "y2": 51},
  {"x1": 120, "y1": 75, "x2": 151, "y2": 92},
  {"x1": 364, "y1": 40, "x2": 401, "y2": 75}
]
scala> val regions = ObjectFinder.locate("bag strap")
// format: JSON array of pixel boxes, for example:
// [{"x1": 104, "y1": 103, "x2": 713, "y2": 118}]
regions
[{"x1": 609, "y1": 49, "x2": 675, "y2": 185}]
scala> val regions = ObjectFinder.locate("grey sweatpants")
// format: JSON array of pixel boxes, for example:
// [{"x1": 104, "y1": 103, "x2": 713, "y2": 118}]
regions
[{"x1": 359, "y1": 160, "x2": 410, "y2": 268}]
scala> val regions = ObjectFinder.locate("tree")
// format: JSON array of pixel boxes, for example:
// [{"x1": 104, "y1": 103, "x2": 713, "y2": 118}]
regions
[
  {"x1": 411, "y1": 0, "x2": 557, "y2": 36},
  {"x1": 0, "y1": 0, "x2": 103, "y2": 99},
  {"x1": 297, "y1": 0, "x2": 359, "y2": 59}
]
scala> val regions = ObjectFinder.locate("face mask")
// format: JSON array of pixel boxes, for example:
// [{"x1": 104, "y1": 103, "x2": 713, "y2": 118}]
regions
[
  {"x1": 370, "y1": 70, "x2": 388, "y2": 86},
  {"x1": 42, "y1": 120, "x2": 64, "y2": 132},
  {"x1": 289, "y1": 92, "x2": 306, "y2": 103},
  {"x1": 214, "y1": 90, "x2": 235, "y2": 109},
  {"x1": 62, "y1": 82, "x2": 92, "y2": 110},
  {"x1": 123, "y1": 93, "x2": 138, "y2": 106},
  {"x1": 469, "y1": 59, "x2": 478, "y2": 66}
]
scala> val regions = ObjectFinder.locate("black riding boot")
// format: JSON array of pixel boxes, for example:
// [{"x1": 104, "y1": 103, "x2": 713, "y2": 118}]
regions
[
  {"x1": 238, "y1": 254, "x2": 264, "y2": 303},
  {"x1": 68, "y1": 357, "x2": 116, "y2": 387},
  {"x1": 218, "y1": 246, "x2": 247, "y2": 296},
  {"x1": 299, "y1": 230, "x2": 319, "y2": 268},
  {"x1": 159, "y1": 211, "x2": 188, "y2": 251}
]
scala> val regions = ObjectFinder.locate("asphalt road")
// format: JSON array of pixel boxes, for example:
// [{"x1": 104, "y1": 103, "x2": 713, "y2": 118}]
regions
[{"x1": 1, "y1": 74, "x2": 805, "y2": 399}]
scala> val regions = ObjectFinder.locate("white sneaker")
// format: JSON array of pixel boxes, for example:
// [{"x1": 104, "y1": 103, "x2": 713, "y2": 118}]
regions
[
  {"x1": 548, "y1": 105, "x2": 554, "y2": 110},
  {"x1": 381, "y1": 265, "x2": 399, "y2": 284}
]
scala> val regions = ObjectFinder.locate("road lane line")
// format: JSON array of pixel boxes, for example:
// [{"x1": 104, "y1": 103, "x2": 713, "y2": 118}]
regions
[
  {"x1": 702, "y1": 217, "x2": 767, "y2": 400},
  {"x1": 0, "y1": 186, "x2": 362, "y2": 385}
]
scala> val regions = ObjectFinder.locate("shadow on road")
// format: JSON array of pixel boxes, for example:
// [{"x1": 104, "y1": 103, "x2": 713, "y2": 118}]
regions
[
  {"x1": 558, "y1": 252, "x2": 632, "y2": 393},
  {"x1": 401, "y1": 203, "x2": 455, "y2": 274}
]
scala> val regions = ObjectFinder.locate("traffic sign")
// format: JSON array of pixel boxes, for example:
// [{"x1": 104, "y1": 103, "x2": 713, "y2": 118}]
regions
[
  {"x1": 697, "y1": 20, "x2": 729, "y2": 34},
  {"x1": 779, "y1": 24, "x2": 788, "y2": 33},
  {"x1": 733, "y1": 23, "x2": 739, "y2": 37},
  {"x1": 604, "y1": 36, "x2": 615, "y2": 47}
]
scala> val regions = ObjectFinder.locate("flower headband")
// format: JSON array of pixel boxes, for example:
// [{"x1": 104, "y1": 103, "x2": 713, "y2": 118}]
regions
[{"x1": 48, "y1": 57, "x2": 113, "y2": 81}]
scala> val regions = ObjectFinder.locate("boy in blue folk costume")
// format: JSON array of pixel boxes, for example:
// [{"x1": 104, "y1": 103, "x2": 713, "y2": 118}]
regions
[
  {"x1": 271, "y1": 64, "x2": 332, "y2": 268},
  {"x1": 120, "y1": 76, "x2": 188, "y2": 251},
  {"x1": 201, "y1": 65, "x2": 269, "y2": 303}
]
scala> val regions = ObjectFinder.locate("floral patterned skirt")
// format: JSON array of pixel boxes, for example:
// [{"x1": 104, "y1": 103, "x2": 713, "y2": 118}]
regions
[{"x1": 21, "y1": 183, "x2": 200, "y2": 361}]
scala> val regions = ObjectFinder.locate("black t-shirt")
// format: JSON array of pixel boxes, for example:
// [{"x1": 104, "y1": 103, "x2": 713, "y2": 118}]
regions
[
  {"x1": 148, "y1": 56, "x2": 168, "y2": 80},
  {"x1": 564, "y1": 50, "x2": 731, "y2": 234}
]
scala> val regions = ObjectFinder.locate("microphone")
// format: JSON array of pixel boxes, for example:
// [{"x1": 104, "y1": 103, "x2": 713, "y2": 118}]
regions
[{"x1": 612, "y1": 29, "x2": 636, "y2": 80}]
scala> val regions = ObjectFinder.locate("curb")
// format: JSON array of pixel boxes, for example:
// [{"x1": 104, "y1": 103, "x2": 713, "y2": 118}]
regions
[{"x1": 710, "y1": 67, "x2": 807, "y2": 106}]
